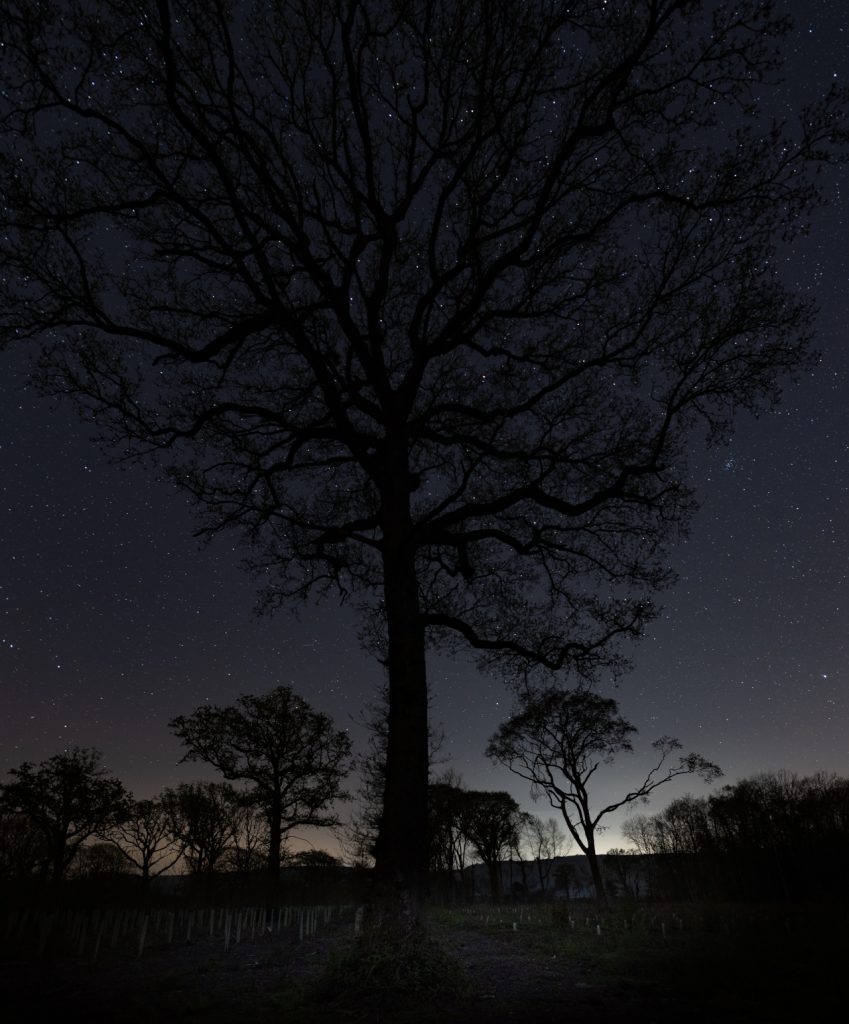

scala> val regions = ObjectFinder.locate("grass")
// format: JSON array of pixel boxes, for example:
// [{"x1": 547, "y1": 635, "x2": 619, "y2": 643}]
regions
[
  {"x1": 312, "y1": 917, "x2": 471, "y2": 1014},
  {"x1": 426, "y1": 900, "x2": 847, "y2": 1018}
]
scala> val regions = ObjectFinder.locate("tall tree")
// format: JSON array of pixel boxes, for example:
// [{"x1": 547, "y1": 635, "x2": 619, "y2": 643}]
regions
[
  {"x1": 0, "y1": 748, "x2": 129, "y2": 882},
  {"x1": 487, "y1": 688, "x2": 721, "y2": 903},
  {"x1": 170, "y1": 685, "x2": 351, "y2": 874},
  {"x1": 1, "y1": 0, "x2": 843, "y2": 910}
]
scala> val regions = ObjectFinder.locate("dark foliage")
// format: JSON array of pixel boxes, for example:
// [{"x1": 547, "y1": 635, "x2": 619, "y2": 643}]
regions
[{"x1": 625, "y1": 770, "x2": 849, "y2": 901}]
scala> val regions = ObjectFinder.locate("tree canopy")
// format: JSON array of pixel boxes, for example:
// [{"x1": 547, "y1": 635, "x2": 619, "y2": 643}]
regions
[
  {"x1": 0, "y1": 747, "x2": 129, "y2": 882},
  {"x1": 1, "y1": 0, "x2": 844, "y2": 904},
  {"x1": 170, "y1": 685, "x2": 352, "y2": 873}
]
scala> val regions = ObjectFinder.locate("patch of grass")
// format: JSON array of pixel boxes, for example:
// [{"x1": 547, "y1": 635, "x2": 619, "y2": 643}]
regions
[
  {"x1": 430, "y1": 900, "x2": 847, "y2": 1018},
  {"x1": 315, "y1": 920, "x2": 470, "y2": 1011}
]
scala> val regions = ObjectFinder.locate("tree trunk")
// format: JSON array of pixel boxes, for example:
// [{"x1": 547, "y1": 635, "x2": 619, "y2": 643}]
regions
[
  {"x1": 585, "y1": 836, "x2": 608, "y2": 906},
  {"x1": 372, "y1": 458, "x2": 429, "y2": 921}
]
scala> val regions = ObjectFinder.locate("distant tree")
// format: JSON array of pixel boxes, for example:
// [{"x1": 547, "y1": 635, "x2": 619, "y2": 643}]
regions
[
  {"x1": 0, "y1": 809, "x2": 46, "y2": 881},
  {"x1": 1, "y1": 0, "x2": 840, "y2": 915},
  {"x1": 225, "y1": 801, "x2": 270, "y2": 874},
  {"x1": 625, "y1": 772, "x2": 849, "y2": 901},
  {"x1": 521, "y1": 814, "x2": 570, "y2": 893},
  {"x1": 624, "y1": 794, "x2": 717, "y2": 899},
  {"x1": 170, "y1": 686, "x2": 351, "y2": 874},
  {"x1": 705, "y1": 770, "x2": 849, "y2": 900},
  {"x1": 620, "y1": 814, "x2": 655, "y2": 858},
  {"x1": 428, "y1": 771, "x2": 472, "y2": 894},
  {"x1": 73, "y1": 841, "x2": 133, "y2": 880},
  {"x1": 603, "y1": 848, "x2": 644, "y2": 901},
  {"x1": 660, "y1": 794, "x2": 715, "y2": 857},
  {"x1": 110, "y1": 797, "x2": 184, "y2": 885},
  {"x1": 487, "y1": 689, "x2": 721, "y2": 903},
  {"x1": 0, "y1": 748, "x2": 129, "y2": 883},
  {"x1": 161, "y1": 781, "x2": 241, "y2": 876},
  {"x1": 552, "y1": 860, "x2": 577, "y2": 901},
  {"x1": 462, "y1": 790, "x2": 522, "y2": 902},
  {"x1": 289, "y1": 849, "x2": 341, "y2": 870}
]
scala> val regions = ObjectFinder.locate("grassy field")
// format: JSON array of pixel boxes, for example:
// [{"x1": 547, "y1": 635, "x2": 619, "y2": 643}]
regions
[{"x1": 427, "y1": 900, "x2": 846, "y2": 1020}]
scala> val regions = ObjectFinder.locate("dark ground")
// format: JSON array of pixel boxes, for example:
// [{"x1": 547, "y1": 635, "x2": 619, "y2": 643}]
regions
[{"x1": 1, "y1": 905, "x2": 842, "y2": 1023}]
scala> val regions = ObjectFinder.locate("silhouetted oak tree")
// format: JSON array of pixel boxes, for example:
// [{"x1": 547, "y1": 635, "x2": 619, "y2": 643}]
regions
[
  {"x1": 0, "y1": 747, "x2": 129, "y2": 882},
  {"x1": 487, "y1": 688, "x2": 721, "y2": 903},
  {"x1": 1, "y1": 0, "x2": 844, "y2": 908},
  {"x1": 170, "y1": 686, "x2": 351, "y2": 874}
]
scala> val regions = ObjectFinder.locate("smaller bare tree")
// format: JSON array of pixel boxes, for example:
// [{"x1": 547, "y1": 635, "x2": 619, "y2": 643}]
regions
[
  {"x1": 225, "y1": 802, "x2": 270, "y2": 874},
  {"x1": 428, "y1": 771, "x2": 472, "y2": 896},
  {"x1": 487, "y1": 689, "x2": 721, "y2": 904},
  {"x1": 111, "y1": 797, "x2": 184, "y2": 885},
  {"x1": 521, "y1": 814, "x2": 571, "y2": 894},
  {"x1": 161, "y1": 781, "x2": 241, "y2": 877}
]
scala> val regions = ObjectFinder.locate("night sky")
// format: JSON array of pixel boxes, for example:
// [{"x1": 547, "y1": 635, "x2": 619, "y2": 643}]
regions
[{"x1": 1, "y1": 1, "x2": 847, "y2": 856}]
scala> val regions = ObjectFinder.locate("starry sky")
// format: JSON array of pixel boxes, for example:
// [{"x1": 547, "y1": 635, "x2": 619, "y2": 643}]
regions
[{"x1": 1, "y1": 0, "x2": 847, "y2": 856}]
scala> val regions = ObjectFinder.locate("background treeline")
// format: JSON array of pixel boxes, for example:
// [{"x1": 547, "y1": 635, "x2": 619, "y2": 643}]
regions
[
  {"x1": 2, "y1": 679, "x2": 847, "y2": 907},
  {"x1": 3, "y1": 759, "x2": 849, "y2": 906},
  {"x1": 619, "y1": 770, "x2": 849, "y2": 902}
]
